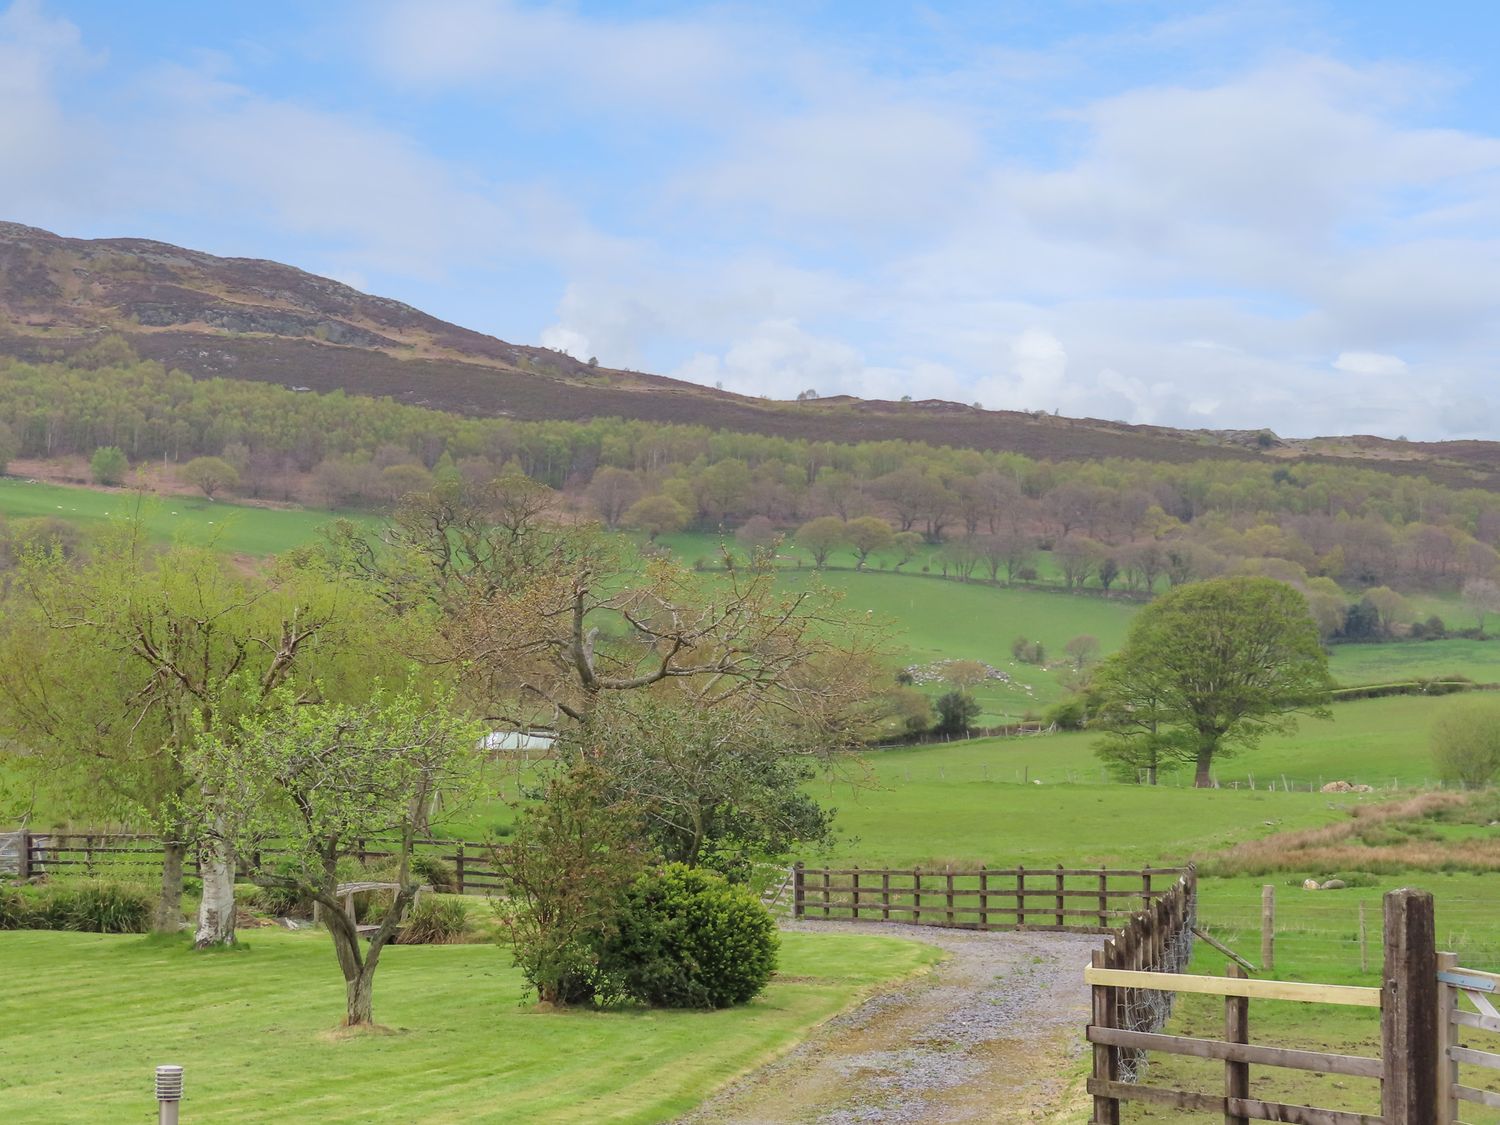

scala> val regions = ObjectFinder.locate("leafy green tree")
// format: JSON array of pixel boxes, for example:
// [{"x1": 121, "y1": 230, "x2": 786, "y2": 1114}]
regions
[
  {"x1": 933, "y1": 691, "x2": 980, "y2": 736},
  {"x1": 624, "y1": 494, "x2": 689, "y2": 541},
  {"x1": 1431, "y1": 698, "x2": 1500, "y2": 787},
  {"x1": 845, "y1": 516, "x2": 894, "y2": 569},
  {"x1": 0, "y1": 527, "x2": 405, "y2": 941},
  {"x1": 187, "y1": 683, "x2": 483, "y2": 1025},
  {"x1": 0, "y1": 420, "x2": 18, "y2": 475},
  {"x1": 495, "y1": 763, "x2": 647, "y2": 1005},
  {"x1": 180, "y1": 455, "x2": 239, "y2": 498},
  {"x1": 89, "y1": 446, "x2": 128, "y2": 486},
  {"x1": 796, "y1": 516, "x2": 846, "y2": 568},
  {"x1": 1094, "y1": 577, "x2": 1331, "y2": 788},
  {"x1": 576, "y1": 694, "x2": 836, "y2": 874}
]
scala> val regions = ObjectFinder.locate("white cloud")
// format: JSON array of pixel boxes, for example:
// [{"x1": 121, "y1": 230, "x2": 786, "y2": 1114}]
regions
[
  {"x1": 366, "y1": 0, "x2": 753, "y2": 115},
  {"x1": 1333, "y1": 351, "x2": 1408, "y2": 377}
]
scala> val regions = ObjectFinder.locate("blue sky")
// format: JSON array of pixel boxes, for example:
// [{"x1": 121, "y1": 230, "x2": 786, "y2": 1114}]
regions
[{"x1": 3, "y1": 1, "x2": 1498, "y2": 439}]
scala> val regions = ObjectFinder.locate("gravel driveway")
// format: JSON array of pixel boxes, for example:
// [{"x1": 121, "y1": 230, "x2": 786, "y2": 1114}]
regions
[{"x1": 680, "y1": 921, "x2": 1104, "y2": 1124}]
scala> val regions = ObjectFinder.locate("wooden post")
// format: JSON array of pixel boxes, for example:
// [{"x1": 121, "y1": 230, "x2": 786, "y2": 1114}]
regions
[
  {"x1": 1381, "y1": 888, "x2": 1438, "y2": 1124},
  {"x1": 1055, "y1": 864, "x2": 1065, "y2": 928},
  {"x1": 978, "y1": 865, "x2": 988, "y2": 929},
  {"x1": 1260, "y1": 885, "x2": 1275, "y2": 975},
  {"x1": 881, "y1": 870, "x2": 891, "y2": 922},
  {"x1": 1359, "y1": 900, "x2": 1368, "y2": 974},
  {"x1": 945, "y1": 867, "x2": 955, "y2": 926},
  {"x1": 912, "y1": 867, "x2": 922, "y2": 925},
  {"x1": 821, "y1": 867, "x2": 831, "y2": 919},
  {"x1": 1436, "y1": 950, "x2": 1459, "y2": 1125},
  {"x1": 85, "y1": 833, "x2": 96, "y2": 878},
  {"x1": 792, "y1": 862, "x2": 805, "y2": 919},
  {"x1": 851, "y1": 867, "x2": 861, "y2": 921},
  {"x1": 1090, "y1": 948, "x2": 1121, "y2": 1125},
  {"x1": 1224, "y1": 962, "x2": 1250, "y2": 1125},
  {"x1": 1016, "y1": 865, "x2": 1025, "y2": 928},
  {"x1": 17, "y1": 831, "x2": 30, "y2": 880},
  {"x1": 455, "y1": 842, "x2": 466, "y2": 895},
  {"x1": 1098, "y1": 866, "x2": 1109, "y2": 930},
  {"x1": 1140, "y1": 867, "x2": 1152, "y2": 913}
]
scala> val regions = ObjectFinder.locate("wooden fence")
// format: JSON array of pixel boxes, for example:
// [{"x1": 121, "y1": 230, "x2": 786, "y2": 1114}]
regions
[
  {"x1": 791, "y1": 862, "x2": 1189, "y2": 934},
  {"x1": 1084, "y1": 888, "x2": 1500, "y2": 1125},
  {"x1": 18, "y1": 832, "x2": 507, "y2": 895}
]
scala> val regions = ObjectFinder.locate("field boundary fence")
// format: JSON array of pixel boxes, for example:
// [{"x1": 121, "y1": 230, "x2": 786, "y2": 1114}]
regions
[
  {"x1": 12, "y1": 831, "x2": 508, "y2": 895},
  {"x1": 1086, "y1": 887, "x2": 1500, "y2": 1124},
  {"x1": 791, "y1": 861, "x2": 1190, "y2": 935}
]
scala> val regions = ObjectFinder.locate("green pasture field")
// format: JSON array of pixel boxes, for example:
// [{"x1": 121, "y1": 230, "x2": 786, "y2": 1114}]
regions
[
  {"x1": 1128, "y1": 870, "x2": 1500, "y2": 1122},
  {"x1": 0, "y1": 927, "x2": 938, "y2": 1123},
  {"x1": 1326, "y1": 636, "x2": 1500, "y2": 685},
  {"x1": 0, "y1": 478, "x2": 377, "y2": 556}
]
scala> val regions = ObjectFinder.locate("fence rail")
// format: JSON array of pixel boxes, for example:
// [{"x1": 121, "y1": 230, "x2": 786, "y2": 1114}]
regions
[
  {"x1": 1086, "y1": 888, "x2": 1454, "y2": 1125},
  {"x1": 18, "y1": 832, "x2": 508, "y2": 896},
  {"x1": 1439, "y1": 958, "x2": 1500, "y2": 1119},
  {"x1": 791, "y1": 863, "x2": 1187, "y2": 934}
]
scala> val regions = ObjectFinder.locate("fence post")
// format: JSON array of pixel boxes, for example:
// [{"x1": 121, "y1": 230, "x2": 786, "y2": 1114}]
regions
[
  {"x1": 913, "y1": 867, "x2": 922, "y2": 925},
  {"x1": 881, "y1": 870, "x2": 890, "y2": 922},
  {"x1": 1224, "y1": 962, "x2": 1250, "y2": 1125},
  {"x1": 454, "y1": 842, "x2": 466, "y2": 895},
  {"x1": 978, "y1": 865, "x2": 988, "y2": 929},
  {"x1": 1055, "y1": 864, "x2": 1065, "y2": 928},
  {"x1": 822, "y1": 867, "x2": 831, "y2": 919},
  {"x1": 1016, "y1": 865, "x2": 1025, "y2": 928},
  {"x1": 1098, "y1": 866, "x2": 1109, "y2": 930},
  {"x1": 1436, "y1": 950, "x2": 1459, "y2": 1125},
  {"x1": 1381, "y1": 888, "x2": 1438, "y2": 1124},
  {"x1": 18, "y1": 831, "x2": 30, "y2": 880},
  {"x1": 1260, "y1": 885, "x2": 1275, "y2": 974},
  {"x1": 1359, "y1": 900, "x2": 1368, "y2": 974},
  {"x1": 792, "y1": 862, "x2": 805, "y2": 919},
  {"x1": 1090, "y1": 947, "x2": 1121, "y2": 1125},
  {"x1": 851, "y1": 867, "x2": 861, "y2": 922},
  {"x1": 1140, "y1": 867, "x2": 1151, "y2": 913},
  {"x1": 945, "y1": 867, "x2": 955, "y2": 926}
]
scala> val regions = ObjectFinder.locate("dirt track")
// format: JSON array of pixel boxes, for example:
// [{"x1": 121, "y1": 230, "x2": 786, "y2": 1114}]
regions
[{"x1": 680, "y1": 922, "x2": 1103, "y2": 1124}]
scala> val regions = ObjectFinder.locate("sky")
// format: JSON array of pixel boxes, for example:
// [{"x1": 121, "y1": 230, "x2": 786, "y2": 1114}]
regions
[{"x1": 2, "y1": 1, "x2": 1498, "y2": 440}]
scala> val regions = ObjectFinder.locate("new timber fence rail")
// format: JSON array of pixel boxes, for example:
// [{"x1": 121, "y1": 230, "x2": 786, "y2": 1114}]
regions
[
  {"x1": 1084, "y1": 887, "x2": 1500, "y2": 1125},
  {"x1": 790, "y1": 862, "x2": 1190, "y2": 933}
]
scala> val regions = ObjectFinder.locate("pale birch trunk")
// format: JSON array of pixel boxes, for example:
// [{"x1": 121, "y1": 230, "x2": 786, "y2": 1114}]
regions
[{"x1": 194, "y1": 835, "x2": 238, "y2": 948}]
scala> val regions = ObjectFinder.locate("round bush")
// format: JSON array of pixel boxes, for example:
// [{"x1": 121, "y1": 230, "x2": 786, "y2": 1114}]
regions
[{"x1": 600, "y1": 863, "x2": 778, "y2": 1009}]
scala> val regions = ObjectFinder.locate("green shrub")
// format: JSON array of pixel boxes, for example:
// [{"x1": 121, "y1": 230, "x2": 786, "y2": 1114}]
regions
[
  {"x1": 411, "y1": 854, "x2": 457, "y2": 893},
  {"x1": 600, "y1": 864, "x2": 778, "y2": 1009},
  {"x1": 1044, "y1": 696, "x2": 1089, "y2": 730},
  {"x1": 1433, "y1": 698, "x2": 1500, "y2": 787},
  {"x1": 0, "y1": 884, "x2": 34, "y2": 929},
  {"x1": 25, "y1": 882, "x2": 153, "y2": 933},
  {"x1": 398, "y1": 896, "x2": 471, "y2": 944}
]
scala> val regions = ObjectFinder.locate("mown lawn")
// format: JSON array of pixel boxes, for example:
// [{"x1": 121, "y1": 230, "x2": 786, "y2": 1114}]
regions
[{"x1": 0, "y1": 928, "x2": 939, "y2": 1123}]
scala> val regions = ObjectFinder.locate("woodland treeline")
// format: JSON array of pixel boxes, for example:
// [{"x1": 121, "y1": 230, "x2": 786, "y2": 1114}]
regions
[{"x1": 4, "y1": 344, "x2": 1500, "y2": 623}]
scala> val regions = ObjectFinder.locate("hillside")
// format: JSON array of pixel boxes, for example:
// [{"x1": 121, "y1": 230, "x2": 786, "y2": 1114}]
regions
[{"x1": 4, "y1": 221, "x2": 1500, "y2": 486}]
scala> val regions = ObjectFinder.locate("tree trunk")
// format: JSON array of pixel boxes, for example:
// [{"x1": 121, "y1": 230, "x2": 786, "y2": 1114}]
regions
[
  {"x1": 1194, "y1": 746, "x2": 1215, "y2": 788},
  {"x1": 154, "y1": 839, "x2": 186, "y2": 933},
  {"x1": 194, "y1": 837, "x2": 238, "y2": 948},
  {"x1": 345, "y1": 966, "x2": 375, "y2": 1026}
]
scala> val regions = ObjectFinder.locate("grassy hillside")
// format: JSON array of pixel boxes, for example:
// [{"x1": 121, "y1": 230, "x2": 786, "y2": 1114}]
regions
[{"x1": 0, "y1": 478, "x2": 377, "y2": 556}]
